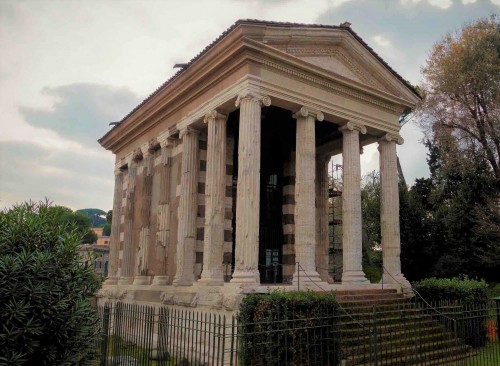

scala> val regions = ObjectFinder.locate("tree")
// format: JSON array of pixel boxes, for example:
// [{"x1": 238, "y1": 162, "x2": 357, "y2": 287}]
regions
[
  {"x1": 0, "y1": 201, "x2": 102, "y2": 364},
  {"x1": 50, "y1": 206, "x2": 97, "y2": 244},
  {"x1": 411, "y1": 16, "x2": 500, "y2": 280},
  {"x1": 417, "y1": 16, "x2": 500, "y2": 179},
  {"x1": 102, "y1": 210, "x2": 112, "y2": 236},
  {"x1": 76, "y1": 208, "x2": 107, "y2": 228}
]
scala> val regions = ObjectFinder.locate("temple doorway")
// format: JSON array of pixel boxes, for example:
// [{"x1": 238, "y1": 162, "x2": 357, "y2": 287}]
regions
[{"x1": 259, "y1": 107, "x2": 295, "y2": 283}]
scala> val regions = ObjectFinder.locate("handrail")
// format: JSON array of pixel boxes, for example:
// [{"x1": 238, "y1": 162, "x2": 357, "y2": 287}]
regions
[{"x1": 382, "y1": 266, "x2": 457, "y2": 323}]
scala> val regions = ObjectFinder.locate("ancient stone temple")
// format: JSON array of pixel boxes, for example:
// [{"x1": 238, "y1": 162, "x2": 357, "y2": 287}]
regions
[{"x1": 98, "y1": 20, "x2": 419, "y2": 310}]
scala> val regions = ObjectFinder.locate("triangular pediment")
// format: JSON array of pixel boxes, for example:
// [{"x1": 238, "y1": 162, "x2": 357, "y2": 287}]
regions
[{"x1": 268, "y1": 43, "x2": 402, "y2": 96}]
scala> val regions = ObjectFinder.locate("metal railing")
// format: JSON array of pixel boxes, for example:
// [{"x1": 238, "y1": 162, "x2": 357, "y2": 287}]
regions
[{"x1": 90, "y1": 299, "x2": 500, "y2": 366}]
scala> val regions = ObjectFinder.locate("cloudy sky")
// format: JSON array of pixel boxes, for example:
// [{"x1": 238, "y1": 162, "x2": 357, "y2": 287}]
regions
[{"x1": 0, "y1": 0, "x2": 498, "y2": 211}]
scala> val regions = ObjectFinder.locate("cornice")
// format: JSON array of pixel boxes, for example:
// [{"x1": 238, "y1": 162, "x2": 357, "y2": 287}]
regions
[{"x1": 101, "y1": 33, "x2": 414, "y2": 154}]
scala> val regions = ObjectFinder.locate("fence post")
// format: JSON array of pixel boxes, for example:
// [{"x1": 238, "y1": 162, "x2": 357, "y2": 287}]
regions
[
  {"x1": 296, "y1": 262, "x2": 300, "y2": 291},
  {"x1": 100, "y1": 303, "x2": 111, "y2": 366},
  {"x1": 370, "y1": 307, "x2": 378, "y2": 366}
]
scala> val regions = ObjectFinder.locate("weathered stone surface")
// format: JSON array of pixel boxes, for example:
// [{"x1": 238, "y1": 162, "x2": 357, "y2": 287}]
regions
[
  {"x1": 105, "y1": 165, "x2": 123, "y2": 285},
  {"x1": 379, "y1": 134, "x2": 410, "y2": 288},
  {"x1": 292, "y1": 106, "x2": 324, "y2": 286},
  {"x1": 340, "y1": 122, "x2": 369, "y2": 284},
  {"x1": 119, "y1": 155, "x2": 138, "y2": 285},
  {"x1": 173, "y1": 127, "x2": 200, "y2": 286},
  {"x1": 199, "y1": 110, "x2": 227, "y2": 286},
  {"x1": 231, "y1": 93, "x2": 271, "y2": 284}
]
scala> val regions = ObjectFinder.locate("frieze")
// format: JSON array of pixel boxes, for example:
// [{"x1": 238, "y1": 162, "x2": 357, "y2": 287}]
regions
[{"x1": 261, "y1": 58, "x2": 400, "y2": 113}]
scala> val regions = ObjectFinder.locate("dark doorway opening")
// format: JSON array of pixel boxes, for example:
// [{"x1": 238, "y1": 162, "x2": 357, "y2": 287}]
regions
[{"x1": 259, "y1": 107, "x2": 295, "y2": 283}]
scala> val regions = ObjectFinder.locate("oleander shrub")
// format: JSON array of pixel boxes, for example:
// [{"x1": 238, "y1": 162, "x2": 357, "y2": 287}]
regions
[
  {"x1": 414, "y1": 277, "x2": 488, "y2": 347},
  {"x1": 0, "y1": 201, "x2": 103, "y2": 365},
  {"x1": 238, "y1": 290, "x2": 340, "y2": 366}
]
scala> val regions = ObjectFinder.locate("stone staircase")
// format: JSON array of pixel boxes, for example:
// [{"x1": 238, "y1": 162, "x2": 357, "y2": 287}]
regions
[{"x1": 335, "y1": 289, "x2": 474, "y2": 365}]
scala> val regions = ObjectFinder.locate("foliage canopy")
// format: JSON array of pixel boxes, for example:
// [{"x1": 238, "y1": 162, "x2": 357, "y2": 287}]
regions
[{"x1": 0, "y1": 201, "x2": 102, "y2": 365}]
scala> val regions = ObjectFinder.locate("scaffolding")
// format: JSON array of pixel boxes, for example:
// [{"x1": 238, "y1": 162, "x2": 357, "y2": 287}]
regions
[{"x1": 328, "y1": 162, "x2": 343, "y2": 282}]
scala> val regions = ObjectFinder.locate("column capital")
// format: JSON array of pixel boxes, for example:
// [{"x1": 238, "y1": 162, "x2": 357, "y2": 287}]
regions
[
  {"x1": 114, "y1": 163, "x2": 124, "y2": 175},
  {"x1": 203, "y1": 110, "x2": 227, "y2": 124},
  {"x1": 293, "y1": 106, "x2": 324, "y2": 122},
  {"x1": 124, "y1": 150, "x2": 140, "y2": 168},
  {"x1": 379, "y1": 133, "x2": 404, "y2": 145},
  {"x1": 235, "y1": 92, "x2": 271, "y2": 108},
  {"x1": 340, "y1": 121, "x2": 367, "y2": 135},
  {"x1": 179, "y1": 126, "x2": 200, "y2": 139},
  {"x1": 140, "y1": 142, "x2": 154, "y2": 158},
  {"x1": 158, "y1": 130, "x2": 176, "y2": 148}
]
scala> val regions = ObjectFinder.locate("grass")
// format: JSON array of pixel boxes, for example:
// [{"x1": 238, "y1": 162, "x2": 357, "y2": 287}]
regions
[{"x1": 447, "y1": 341, "x2": 500, "y2": 366}]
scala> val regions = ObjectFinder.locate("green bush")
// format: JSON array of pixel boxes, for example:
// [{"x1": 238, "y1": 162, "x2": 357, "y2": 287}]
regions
[
  {"x1": 238, "y1": 291, "x2": 340, "y2": 366},
  {"x1": 413, "y1": 277, "x2": 488, "y2": 347},
  {"x1": 0, "y1": 201, "x2": 103, "y2": 365}
]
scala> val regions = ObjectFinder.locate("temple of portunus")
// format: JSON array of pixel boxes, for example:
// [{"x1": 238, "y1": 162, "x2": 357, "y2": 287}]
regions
[{"x1": 97, "y1": 20, "x2": 420, "y2": 311}]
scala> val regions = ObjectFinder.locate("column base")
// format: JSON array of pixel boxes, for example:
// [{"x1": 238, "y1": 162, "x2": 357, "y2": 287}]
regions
[
  {"x1": 198, "y1": 277, "x2": 224, "y2": 286},
  {"x1": 132, "y1": 276, "x2": 151, "y2": 285},
  {"x1": 118, "y1": 277, "x2": 134, "y2": 285},
  {"x1": 104, "y1": 277, "x2": 119, "y2": 285},
  {"x1": 172, "y1": 277, "x2": 194, "y2": 286},
  {"x1": 292, "y1": 270, "x2": 324, "y2": 288},
  {"x1": 151, "y1": 276, "x2": 169, "y2": 286},
  {"x1": 230, "y1": 270, "x2": 260, "y2": 285},
  {"x1": 382, "y1": 272, "x2": 411, "y2": 290},
  {"x1": 341, "y1": 270, "x2": 370, "y2": 284}
]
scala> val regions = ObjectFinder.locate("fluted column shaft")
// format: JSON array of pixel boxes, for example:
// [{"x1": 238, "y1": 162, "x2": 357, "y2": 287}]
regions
[
  {"x1": 379, "y1": 134, "x2": 409, "y2": 287},
  {"x1": 293, "y1": 107, "x2": 323, "y2": 285},
  {"x1": 119, "y1": 159, "x2": 137, "y2": 284},
  {"x1": 173, "y1": 127, "x2": 199, "y2": 286},
  {"x1": 316, "y1": 156, "x2": 331, "y2": 282},
  {"x1": 231, "y1": 93, "x2": 271, "y2": 284},
  {"x1": 341, "y1": 122, "x2": 369, "y2": 284},
  {"x1": 152, "y1": 136, "x2": 174, "y2": 285},
  {"x1": 105, "y1": 166, "x2": 123, "y2": 285},
  {"x1": 133, "y1": 147, "x2": 154, "y2": 285},
  {"x1": 200, "y1": 111, "x2": 227, "y2": 285}
]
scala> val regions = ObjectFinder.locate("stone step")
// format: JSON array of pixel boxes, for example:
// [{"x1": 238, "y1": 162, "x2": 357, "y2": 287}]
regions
[
  {"x1": 336, "y1": 292, "x2": 406, "y2": 303},
  {"x1": 344, "y1": 344, "x2": 471, "y2": 366},
  {"x1": 345, "y1": 336, "x2": 460, "y2": 359},
  {"x1": 334, "y1": 288, "x2": 398, "y2": 296},
  {"x1": 336, "y1": 292, "x2": 473, "y2": 366},
  {"x1": 342, "y1": 327, "x2": 453, "y2": 350},
  {"x1": 337, "y1": 297, "x2": 410, "y2": 310},
  {"x1": 341, "y1": 318, "x2": 440, "y2": 338}
]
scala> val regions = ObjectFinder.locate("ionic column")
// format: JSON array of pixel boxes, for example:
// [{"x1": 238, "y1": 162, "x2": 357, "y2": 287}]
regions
[
  {"x1": 316, "y1": 155, "x2": 331, "y2": 282},
  {"x1": 173, "y1": 126, "x2": 200, "y2": 286},
  {"x1": 340, "y1": 121, "x2": 369, "y2": 284},
  {"x1": 231, "y1": 93, "x2": 271, "y2": 284},
  {"x1": 118, "y1": 155, "x2": 138, "y2": 285},
  {"x1": 379, "y1": 133, "x2": 410, "y2": 287},
  {"x1": 105, "y1": 164, "x2": 124, "y2": 285},
  {"x1": 152, "y1": 135, "x2": 174, "y2": 286},
  {"x1": 292, "y1": 106, "x2": 323, "y2": 285},
  {"x1": 199, "y1": 110, "x2": 227, "y2": 285},
  {"x1": 133, "y1": 144, "x2": 154, "y2": 285}
]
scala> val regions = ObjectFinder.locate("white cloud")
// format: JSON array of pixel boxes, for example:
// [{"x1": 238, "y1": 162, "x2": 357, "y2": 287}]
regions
[
  {"x1": 400, "y1": 0, "x2": 454, "y2": 7},
  {"x1": 462, "y1": 0, "x2": 477, "y2": 4},
  {"x1": 427, "y1": 0, "x2": 453, "y2": 8},
  {"x1": 491, "y1": 0, "x2": 500, "y2": 6},
  {"x1": 330, "y1": 0, "x2": 352, "y2": 7},
  {"x1": 400, "y1": 0, "x2": 423, "y2": 4},
  {"x1": 373, "y1": 34, "x2": 392, "y2": 48}
]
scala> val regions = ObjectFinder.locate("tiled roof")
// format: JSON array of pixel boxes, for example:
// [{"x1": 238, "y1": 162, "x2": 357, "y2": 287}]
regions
[{"x1": 100, "y1": 19, "x2": 419, "y2": 141}]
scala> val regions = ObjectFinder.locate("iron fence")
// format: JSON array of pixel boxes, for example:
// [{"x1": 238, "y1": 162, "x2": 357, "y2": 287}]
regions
[{"x1": 91, "y1": 299, "x2": 500, "y2": 366}]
